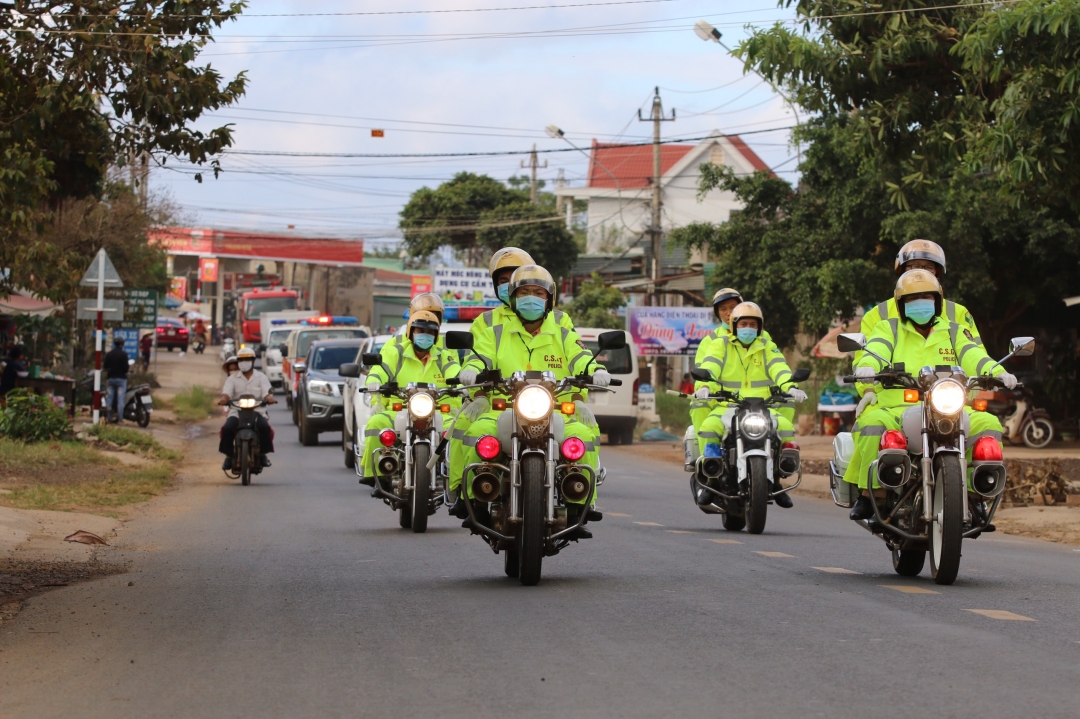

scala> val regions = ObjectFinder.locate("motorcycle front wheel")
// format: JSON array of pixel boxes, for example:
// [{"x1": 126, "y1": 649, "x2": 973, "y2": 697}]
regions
[
  {"x1": 411, "y1": 444, "x2": 431, "y2": 533},
  {"x1": 929, "y1": 454, "x2": 963, "y2": 585},
  {"x1": 1022, "y1": 417, "x2": 1054, "y2": 449},
  {"x1": 518, "y1": 454, "x2": 546, "y2": 586},
  {"x1": 239, "y1": 440, "x2": 251, "y2": 486},
  {"x1": 745, "y1": 455, "x2": 769, "y2": 535}
]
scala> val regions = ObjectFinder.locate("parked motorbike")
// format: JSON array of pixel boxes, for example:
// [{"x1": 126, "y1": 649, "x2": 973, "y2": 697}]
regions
[
  {"x1": 829, "y1": 334, "x2": 1034, "y2": 585},
  {"x1": 341, "y1": 357, "x2": 453, "y2": 533},
  {"x1": 982, "y1": 386, "x2": 1054, "y2": 449},
  {"x1": 122, "y1": 383, "x2": 153, "y2": 427},
  {"x1": 225, "y1": 395, "x2": 270, "y2": 486},
  {"x1": 670, "y1": 367, "x2": 810, "y2": 534},
  {"x1": 443, "y1": 330, "x2": 623, "y2": 586}
]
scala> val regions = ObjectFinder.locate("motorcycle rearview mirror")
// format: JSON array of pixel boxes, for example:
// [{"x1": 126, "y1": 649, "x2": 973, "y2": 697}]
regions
[
  {"x1": 690, "y1": 368, "x2": 712, "y2": 383},
  {"x1": 444, "y1": 331, "x2": 474, "y2": 351},
  {"x1": 361, "y1": 353, "x2": 382, "y2": 367},
  {"x1": 835, "y1": 333, "x2": 866, "y2": 353},
  {"x1": 597, "y1": 331, "x2": 626, "y2": 351},
  {"x1": 278, "y1": 344, "x2": 288, "y2": 355},
  {"x1": 339, "y1": 363, "x2": 360, "y2": 378},
  {"x1": 1009, "y1": 336, "x2": 1036, "y2": 358},
  {"x1": 791, "y1": 367, "x2": 811, "y2": 383}
]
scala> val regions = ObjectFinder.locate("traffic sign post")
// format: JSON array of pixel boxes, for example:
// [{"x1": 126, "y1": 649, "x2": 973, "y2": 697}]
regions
[{"x1": 80, "y1": 249, "x2": 123, "y2": 424}]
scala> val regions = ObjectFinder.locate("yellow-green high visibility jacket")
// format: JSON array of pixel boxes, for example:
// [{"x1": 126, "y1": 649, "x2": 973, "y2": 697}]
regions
[
  {"x1": 464, "y1": 311, "x2": 598, "y2": 401},
  {"x1": 368, "y1": 337, "x2": 461, "y2": 389},
  {"x1": 698, "y1": 335, "x2": 797, "y2": 399},
  {"x1": 855, "y1": 316, "x2": 1002, "y2": 410},
  {"x1": 856, "y1": 297, "x2": 981, "y2": 368},
  {"x1": 470, "y1": 306, "x2": 575, "y2": 346}
]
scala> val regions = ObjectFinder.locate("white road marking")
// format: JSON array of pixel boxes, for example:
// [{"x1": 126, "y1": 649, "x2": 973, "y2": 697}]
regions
[
  {"x1": 964, "y1": 609, "x2": 1036, "y2": 622},
  {"x1": 633, "y1": 522, "x2": 663, "y2": 527},
  {"x1": 706, "y1": 539, "x2": 742, "y2": 545},
  {"x1": 813, "y1": 567, "x2": 862, "y2": 574},
  {"x1": 754, "y1": 551, "x2": 796, "y2": 558},
  {"x1": 666, "y1": 530, "x2": 697, "y2": 535},
  {"x1": 607, "y1": 513, "x2": 631, "y2": 518},
  {"x1": 880, "y1": 585, "x2": 940, "y2": 595}
]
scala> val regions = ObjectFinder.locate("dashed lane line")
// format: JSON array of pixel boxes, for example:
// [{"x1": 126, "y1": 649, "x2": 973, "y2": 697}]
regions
[
  {"x1": 964, "y1": 609, "x2": 1036, "y2": 621},
  {"x1": 607, "y1": 512, "x2": 632, "y2": 518},
  {"x1": 667, "y1": 530, "x2": 697, "y2": 535},
  {"x1": 633, "y1": 522, "x2": 663, "y2": 527},
  {"x1": 880, "y1": 585, "x2": 940, "y2": 595},
  {"x1": 813, "y1": 567, "x2": 862, "y2": 574},
  {"x1": 754, "y1": 551, "x2": 796, "y2": 558},
  {"x1": 706, "y1": 539, "x2": 743, "y2": 545}
]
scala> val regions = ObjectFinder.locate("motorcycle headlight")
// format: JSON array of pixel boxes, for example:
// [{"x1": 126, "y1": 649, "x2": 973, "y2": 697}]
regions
[
  {"x1": 516, "y1": 385, "x2": 553, "y2": 421},
  {"x1": 741, "y1": 412, "x2": 768, "y2": 440},
  {"x1": 236, "y1": 397, "x2": 258, "y2": 409},
  {"x1": 928, "y1": 379, "x2": 965, "y2": 416},
  {"x1": 308, "y1": 379, "x2": 333, "y2": 396},
  {"x1": 408, "y1": 393, "x2": 435, "y2": 419}
]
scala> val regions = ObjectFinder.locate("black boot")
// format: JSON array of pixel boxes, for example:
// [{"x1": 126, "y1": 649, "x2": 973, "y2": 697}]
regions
[
  {"x1": 462, "y1": 503, "x2": 491, "y2": 529},
  {"x1": 971, "y1": 501, "x2": 996, "y2": 533},
  {"x1": 566, "y1": 506, "x2": 593, "y2": 539},
  {"x1": 696, "y1": 486, "x2": 715, "y2": 506},
  {"x1": 585, "y1": 508, "x2": 603, "y2": 522},
  {"x1": 260, "y1": 454, "x2": 272, "y2": 468},
  {"x1": 448, "y1": 497, "x2": 468, "y2": 519},
  {"x1": 222, "y1": 456, "x2": 233, "y2": 471},
  {"x1": 359, "y1": 476, "x2": 375, "y2": 487},
  {"x1": 773, "y1": 483, "x2": 793, "y2": 509},
  {"x1": 849, "y1": 494, "x2": 874, "y2": 521}
]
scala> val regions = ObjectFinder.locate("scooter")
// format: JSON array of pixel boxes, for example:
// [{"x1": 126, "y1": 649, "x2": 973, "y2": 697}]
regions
[
  {"x1": 984, "y1": 386, "x2": 1054, "y2": 449},
  {"x1": 122, "y1": 384, "x2": 153, "y2": 427},
  {"x1": 224, "y1": 395, "x2": 270, "y2": 486},
  {"x1": 192, "y1": 333, "x2": 206, "y2": 354}
]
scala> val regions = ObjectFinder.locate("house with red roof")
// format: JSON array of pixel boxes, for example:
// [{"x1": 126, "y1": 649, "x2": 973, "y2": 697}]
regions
[{"x1": 554, "y1": 132, "x2": 771, "y2": 256}]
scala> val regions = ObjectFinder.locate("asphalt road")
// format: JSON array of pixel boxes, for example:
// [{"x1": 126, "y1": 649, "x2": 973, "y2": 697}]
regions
[{"x1": 3, "y1": 402, "x2": 1079, "y2": 718}]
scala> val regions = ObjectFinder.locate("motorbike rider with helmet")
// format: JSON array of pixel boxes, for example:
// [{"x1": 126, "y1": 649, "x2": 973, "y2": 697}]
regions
[
  {"x1": 855, "y1": 240, "x2": 982, "y2": 419},
  {"x1": 218, "y1": 347, "x2": 276, "y2": 470},
  {"x1": 696, "y1": 302, "x2": 806, "y2": 508},
  {"x1": 359, "y1": 310, "x2": 461, "y2": 491},
  {"x1": 446, "y1": 247, "x2": 578, "y2": 516},
  {"x1": 384, "y1": 293, "x2": 446, "y2": 353},
  {"x1": 456, "y1": 264, "x2": 609, "y2": 538},
  {"x1": 844, "y1": 270, "x2": 1015, "y2": 521}
]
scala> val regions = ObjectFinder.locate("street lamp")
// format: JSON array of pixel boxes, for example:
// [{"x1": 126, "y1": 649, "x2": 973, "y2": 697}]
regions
[
  {"x1": 544, "y1": 123, "x2": 630, "y2": 234},
  {"x1": 693, "y1": 19, "x2": 801, "y2": 166}
]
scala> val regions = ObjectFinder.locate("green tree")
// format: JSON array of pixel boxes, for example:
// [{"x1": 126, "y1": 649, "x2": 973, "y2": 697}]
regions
[
  {"x1": 559, "y1": 274, "x2": 625, "y2": 330},
  {"x1": 1, "y1": 0, "x2": 248, "y2": 296},
  {"x1": 476, "y1": 199, "x2": 578, "y2": 278}
]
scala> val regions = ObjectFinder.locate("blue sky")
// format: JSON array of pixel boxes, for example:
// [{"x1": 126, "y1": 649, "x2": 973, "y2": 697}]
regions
[{"x1": 156, "y1": 0, "x2": 803, "y2": 244}]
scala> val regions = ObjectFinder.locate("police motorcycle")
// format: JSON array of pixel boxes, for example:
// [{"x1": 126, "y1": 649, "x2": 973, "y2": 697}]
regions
[
  {"x1": 829, "y1": 334, "x2": 1034, "y2": 585},
  {"x1": 340, "y1": 355, "x2": 453, "y2": 533},
  {"x1": 225, "y1": 394, "x2": 270, "y2": 486},
  {"x1": 670, "y1": 367, "x2": 809, "y2": 534},
  {"x1": 443, "y1": 330, "x2": 623, "y2": 586}
]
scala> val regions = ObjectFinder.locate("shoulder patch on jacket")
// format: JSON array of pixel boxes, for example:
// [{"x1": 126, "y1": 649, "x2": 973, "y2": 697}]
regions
[{"x1": 963, "y1": 329, "x2": 974, "y2": 342}]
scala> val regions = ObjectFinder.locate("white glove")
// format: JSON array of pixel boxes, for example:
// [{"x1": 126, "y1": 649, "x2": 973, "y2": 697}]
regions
[
  {"x1": 856, "y1": 390, "x2": 877, "y2": 417},
  {"x1": 462, "y1": 396, "x2": 490, "y2": 421},
  {"x1": 998, "y1": 372, "x2": 1018, "y2": 390},
  {"x1": 787, "y1": 388, "x2": 808, "y2": 403},
  {"x1": 574, "y1": 400, "x2": 598, "y2": 430},
  {"x1": 694, "y1": 386, "x2": 712, "y2": 400},
  {"x1": 591, "y1": 369, "x2": 611, "y2": 387},
  {"x1": 366, "y1": 380, "x2": 381, "y2": 393},
  {"x1": 457, "y1": 369, "x2": 478, "y2": 386},
  {"x1": 854, "y1": 366, "x2": 876, "y2": 379}
]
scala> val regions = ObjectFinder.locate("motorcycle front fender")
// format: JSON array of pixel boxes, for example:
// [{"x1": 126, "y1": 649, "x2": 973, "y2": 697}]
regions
[{"x1": 737, "y1": 447, "x2": 771, "y2": 482}]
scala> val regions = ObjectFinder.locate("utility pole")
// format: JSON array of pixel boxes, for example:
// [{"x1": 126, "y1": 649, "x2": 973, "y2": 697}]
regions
[
  {"x1": 555, "y1": 168, "x2": 566, "y2": 215},
  {"x1": 521, "y1": 143, "x2": 547, "y2": 205},
  {"x1": 638, "y1": 86, "x2": 675, "y2": 388}
]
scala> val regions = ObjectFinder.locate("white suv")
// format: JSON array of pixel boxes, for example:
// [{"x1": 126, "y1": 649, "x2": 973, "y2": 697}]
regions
[{"x1": 577, "y1": 328, "x2": 639, "y2": 445}]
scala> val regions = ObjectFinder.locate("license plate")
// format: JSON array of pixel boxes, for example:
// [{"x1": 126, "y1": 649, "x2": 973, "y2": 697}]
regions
[
  {"x1": 140, "y1": 395, "x2": 153, "y2": 405},
  {"x1": 168, "y1": 329, "x2": 176, "y2": 336}
]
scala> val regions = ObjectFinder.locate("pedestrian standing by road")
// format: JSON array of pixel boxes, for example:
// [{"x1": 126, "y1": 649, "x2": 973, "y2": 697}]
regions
[
  {"x1": 103, "y1": 336, "x2": 131, "y2": 423},
  {"x1": 0, "y1": 345, "x2": 28, "y2": 398}
]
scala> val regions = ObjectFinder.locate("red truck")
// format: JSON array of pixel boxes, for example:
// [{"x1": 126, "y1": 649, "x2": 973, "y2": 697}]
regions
[{"x1": 239, "y1": 288, "x2": 299, "y2": 343}]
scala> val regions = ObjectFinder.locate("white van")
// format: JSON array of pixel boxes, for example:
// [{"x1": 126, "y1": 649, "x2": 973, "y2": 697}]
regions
[{"x1": 577, "y1": 328, "x2": 639, "y2": 445}]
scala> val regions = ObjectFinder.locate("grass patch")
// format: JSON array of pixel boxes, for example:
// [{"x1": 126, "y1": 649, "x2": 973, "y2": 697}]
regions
[
  {"x1": 656, "y1": 391, "x2": 692, "y2": 433},
  {"x1": 85, "y1": 423, "x2": 182, "y2": 461},
  {"x1": 0, "y1": 438, "x2": 117, "y2": 474},
  {"x1": 2, "y1": 462, "x2": 174, "y2": 514},
  {"x1": 171, "y1": 385, "x2": 218, "y2": 422}
]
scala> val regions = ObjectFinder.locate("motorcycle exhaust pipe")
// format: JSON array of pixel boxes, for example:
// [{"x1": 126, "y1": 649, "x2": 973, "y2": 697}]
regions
[
  {"x1": 471, "y1": 472, "x2": 501, "y2": 503},
  {"x1": 971, "y1": 463, "x2": 1006, "y2": 498},
  {"x1": 700, "y1": 457, "x2": 724, "y2": 478},
  {"x1": 875, "y1": 450, "x2": 911, "y2": 490},
  {"x1": 376, "y1": 452, "x2": 399, "y2": 476},
  {"x1": 560, "y1": 471, "x2": 591, "y2": 503}
]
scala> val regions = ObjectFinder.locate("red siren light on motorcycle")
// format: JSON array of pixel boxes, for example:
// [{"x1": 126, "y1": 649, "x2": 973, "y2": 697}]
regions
[
  {"x1": 782, "y1": 441, "x2": 800, "y2": 451},
  {"x1": 379, "y1": 429, "x2": 397, "y2": 447},
  {"x1": 561, "y1": 437, "x2": 586, "y2": 461},
  {"x1": 879, "y1": 429, "x2": 907, "y2": 451},
  {"x1": 972, "y1": 436, "x2": 1003, "y2": 461},
  {"x1": 476, "y1": 435, "x2": 501, "y2": 461}
]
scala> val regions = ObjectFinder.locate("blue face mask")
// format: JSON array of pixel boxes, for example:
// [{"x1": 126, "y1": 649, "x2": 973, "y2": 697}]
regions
[
  {"x1": 720, "y1": 321, "x2": 730, "y2": 330},
  {"x1": 497, "y1": 283, "x2": 510, "y2": 304},
  {"x1": 413, "y1": 333, "x2": 435, "y2": 350},
  {"x1": 515, "y1": 295, "x2": 547, "y2": 322},
  {"x1": 736, "y1": 327, "x2": 758, "y2": 344},
  {"x1": 905, "y1": 299, "x2": 937, "y2": 325}
]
